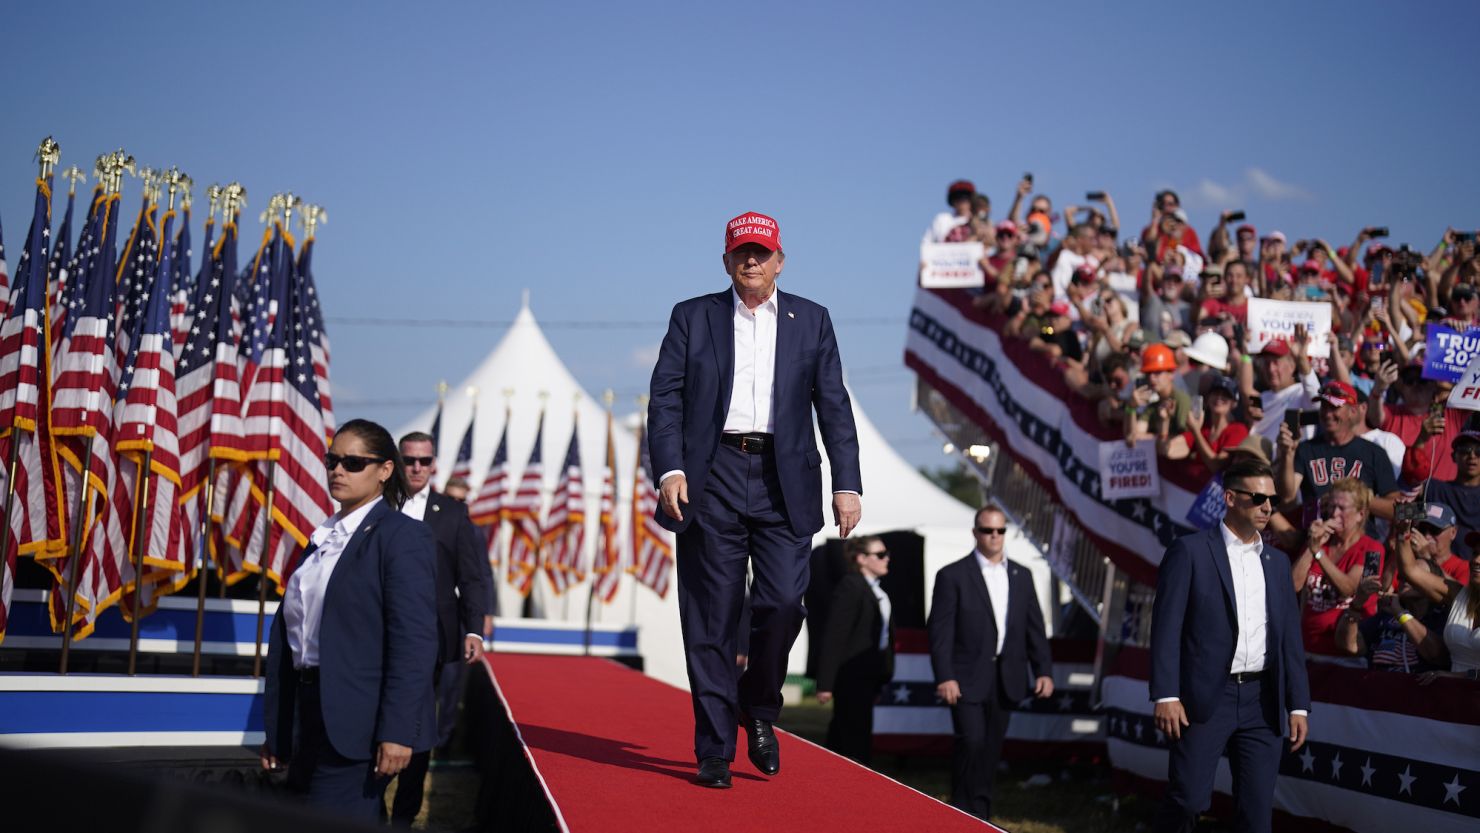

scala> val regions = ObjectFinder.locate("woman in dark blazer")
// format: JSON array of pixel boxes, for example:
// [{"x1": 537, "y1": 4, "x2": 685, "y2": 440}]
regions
[
  {"x1": 816, "y1": 535, "x2": 895, "y2": 765},
  {"x1": 260, "y1": 419, "x2": 439, "y2": 820}
]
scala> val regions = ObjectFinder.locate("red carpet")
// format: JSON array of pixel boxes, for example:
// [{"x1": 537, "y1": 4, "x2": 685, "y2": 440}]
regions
[{"x1": 482, "y1": 654, "x2": 999, "y2": 832}]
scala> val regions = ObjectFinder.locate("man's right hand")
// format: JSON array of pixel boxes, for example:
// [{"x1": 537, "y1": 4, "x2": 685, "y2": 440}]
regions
[
  {"x1": 937, "y1": 680, "x2": 962, "y2": 705},
  {"x1": 659, "y1": 474, "x2": 688, "y2": 521},
  {"x1": 259, "y1": 743, "x2": 283, "y2": 772},
  {"x1": 1154, "y1": 700, "x2": 1190, "y2": 742}
]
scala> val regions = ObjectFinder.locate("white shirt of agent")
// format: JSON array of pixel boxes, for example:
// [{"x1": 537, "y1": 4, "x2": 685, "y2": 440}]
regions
[
  {"x1": 865, "y1": 574, "x2": 892, "y2": 651},
  {"x1": 974, "y1": 551, "x2": 1010, "y2": 656},
  {"x1": 402, "y1": 483, "x2": 431, "y2": 521},
  {"x1": 284, "y1": 496, "x2": 383, "y2": 669},
  {"x1": 724, "y1": 287, "x2": 778, "y2": 434}
]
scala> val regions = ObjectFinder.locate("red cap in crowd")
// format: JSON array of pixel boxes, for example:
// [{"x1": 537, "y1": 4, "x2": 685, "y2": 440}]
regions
[
  {"x1": 1319, "y1": 380, "x2": 1358, "y2": 408},
  {"x1": 996, "y1": 220, "x2": 1018, "y2": 236},
  {"x1": 725, "y1": 212, "x2": 782, "y2": 253},
  {"x1": 947, "y1": 180, "x2": 976, "y2": 204},
  {"x1": 1301, "y1": 260, "x2": 1322, "y2": 273},
  {"x1": 1048, "y1": 301, "x2": 1070, "y2": 316},
  {"x1": 1268, "y1": 230, "x2": 1288, "y2": 244},
  {"x1": 1366, "y1": 243, "x2": 1390, "y2": 260},
  {"x1": 1236, "y1": 224, "x2": 1257, "y2": 238},
  {"x1": 1260, "y1": 340, "x2": 1291, "y2": 358}
]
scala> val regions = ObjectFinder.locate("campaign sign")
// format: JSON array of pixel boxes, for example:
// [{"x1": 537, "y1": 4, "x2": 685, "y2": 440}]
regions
[
  {"x1": 1424, "y1": 324, "x2": 1480, "y2": 382},
  {"x1": 1246, "y1": 298, "x2": 1332, "y2": 358},
  {"x1": 1447, "y1": 351, "x2": 1480, "y2": 411},
  {"x1": 920, "y1": 242, "x2": 985, "y2": 289},
  {"x1": 1185, "y1": 475, "x2": 1227, "y2": 530},
  {"x1": 1099, "y1": 440, "x2": 1160, "y2": 500}
]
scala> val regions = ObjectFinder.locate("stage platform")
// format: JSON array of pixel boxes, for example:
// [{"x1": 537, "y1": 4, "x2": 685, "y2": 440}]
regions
[{"x1": 479, "y1": 653, "x2": 1000, "y2": 832}]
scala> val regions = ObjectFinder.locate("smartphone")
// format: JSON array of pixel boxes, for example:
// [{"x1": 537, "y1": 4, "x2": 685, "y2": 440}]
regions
[
  {"x1": 1431, "y1": 400, "x2": 1446, "y2": 418},
  {"x1": 1135, "y1": 377, "x2": 1151, "y2": 390},
  {"x1": 1024, "y1": 172, "x2": 1034, "y2": 185},
  {"x1": 1086, "y1": 191, "x2": 1106, "y2": 201},
  {"x1": 1226, "y1": 210, "x2": 1246, "y2": 223},
  {"x1": 1379, "y1": 350, "x2": 1395, "y2": 367},
  {"x1": 1395, "y1": 501, "x2": 1426, "y2": 523},
  {"x1": 1284, "y1": 409, "x2": 1302, "y2": 436},
  {"x1": 1458, "y1": 232, "x2": 1478, "y2": 244},
  {"x1": 1191, "y1": 394, "x2": 1204, "y2": 415},
  {"x1": 1367, "y1": 227, "x2": 1390, "y2": 239},
  {"x1": 1362, "y1": 550, "x2": 1382, "y2": 578},
  {"x1": 1248, "y1": 395, "x2": 1263, "y2": 410}
]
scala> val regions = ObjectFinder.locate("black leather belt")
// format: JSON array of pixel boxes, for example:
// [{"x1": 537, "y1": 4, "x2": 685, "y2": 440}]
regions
[
  {"x1": 1229, "y1": 669, "x2": 1266, "y2": 684},
  {"x1": 721, "y1": 432, "x2": 773, "y2": 454},
  {"x1": 297, "y1": 666, "x2": 320, "y2": 685}
]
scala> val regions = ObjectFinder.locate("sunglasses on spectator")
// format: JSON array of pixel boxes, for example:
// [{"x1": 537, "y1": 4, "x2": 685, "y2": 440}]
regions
[
  {"x1": 1455, "y1": 445, "x2": 1480, "y2": 458},
  {"x1": 868, "y1": 550, "x2": 890, "y2": 559},
  {"x1": 1417, "y1": 524, "x2": 1446, "y2": 537},
  {"x1": 403, "y1": 456, "x2": 436, "y2": 468},
  {"x1": 974, "y1": 526, "x2": 1007, "y2": 535},
  {"x1": 324, "y1": 453, "x2": 387, "y2": 473},
  {"x1": 1227, "y1": 488, "x2": 1277, "y2": 506}
]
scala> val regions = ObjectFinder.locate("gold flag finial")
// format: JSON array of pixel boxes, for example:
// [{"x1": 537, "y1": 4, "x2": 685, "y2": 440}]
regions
[
  {"x1": 206, "y1": 184, "x2": 223, "y2": 222},
  {"x1": 222, "y1": 182, "x2": 247, "y2": 224},
  {"x1": 602, "y1": 389, "x2": 615, "y2": 409},
  {"x1": 35, "y1": 136, "x2": 60, "y2": 178},
  {"x1": 161, "y1": 166, "x2": 186, "y2": 211},
  {"x1": 436, "y1": 380, "x2": 449, "y2": 401},
  {"x1": 137, "y1": 166, "x2": 160, "y2": 204},
  {"x1": 61, "y1": 165, "x2": 87, "y2": 196},
  {"x1": 299, "y1": 203, "x2": 327, "y2": 239},
  {"x1": 177, "y1": 173, "x2": 194, "y2": 211},
  {"x1": 99, "y1": 150, "x2": 135, "y2": 195}
]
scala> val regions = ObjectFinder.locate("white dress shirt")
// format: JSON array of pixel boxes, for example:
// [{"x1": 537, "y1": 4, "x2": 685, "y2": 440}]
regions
[
  {"x1": 1156, "y1": 522, "x2": 1307, "y2": 716},
  {"x1": 283, "y1": 496, "x2": 382, "y2": 669},
  {"x1": 402, "y1": 484, "x2": 431, "y2": 521},
  {"x1": 865, "y1": 575, "x2": 892, "y2": 651},
  {"x1": 974, "y1": 551, "x2": 1010, "y2": 656}
]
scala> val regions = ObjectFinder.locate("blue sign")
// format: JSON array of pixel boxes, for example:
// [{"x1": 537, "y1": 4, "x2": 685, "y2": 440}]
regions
[
  {"x1": 1423, "y1": 324, "x2": 1480, "y2": 382},
  {"x1": 1185, "y1": 475, "x2": 1227, "y2": 530}
]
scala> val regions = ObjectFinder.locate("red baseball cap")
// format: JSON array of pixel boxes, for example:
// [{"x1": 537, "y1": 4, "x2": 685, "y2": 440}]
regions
[
  {"x1": 1260, "y1": 340, "x2": 1291, "y2": 358},
  {"x1": 1048, "y1": 301, "x2": 1070, "y2": 316},
  {"x1": 1319, "y1": 380, "x2": 1358, "y2": 408},
  {"x1": 1236, "y1": 223, "x2": 1256, "y2": 238},
  {"x1": 724, "y1": 212, "x2": 782, "y2": 253}
]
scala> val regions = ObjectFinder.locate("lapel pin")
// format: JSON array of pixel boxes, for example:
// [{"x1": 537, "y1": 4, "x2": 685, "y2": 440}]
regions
[
  {"x1": 787, "y1": 311, "x2": 795, "y2": 319},
  {"x1": 432, "y1": 504, "x2": 441, "y2": 512}
]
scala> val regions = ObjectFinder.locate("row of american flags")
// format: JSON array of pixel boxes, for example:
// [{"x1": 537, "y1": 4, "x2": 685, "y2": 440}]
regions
[
  {"x1": 434, "y1": 402, "x2": 675, "y2": 603},
  {"x1": 0, "y1": 140, "x2": 335, "y2": 645}
]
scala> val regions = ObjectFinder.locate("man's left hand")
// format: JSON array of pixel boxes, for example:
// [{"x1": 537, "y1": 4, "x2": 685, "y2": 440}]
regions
[
  {"x1": 375, "y1": 741, "x2": 413, "y2": 777},
  {"x1": 1288, "y1": 713, "x2": 1309, "y2": 752},
  {"x1": 464, "y1": 634, "x2": 485, "y2": 664},
  {"x1": 833, "y1": 493, "x2": 862, "y2": 538},
  {"x1": 1034, "y1": 676, "x2": 1054, "y2": 698}
]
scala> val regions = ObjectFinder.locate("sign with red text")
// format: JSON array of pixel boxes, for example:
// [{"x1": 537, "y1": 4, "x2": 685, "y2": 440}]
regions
[
  {"x1": 1246, "y1": 298, "x2": 1332, "y2": 358},
  {"x1": 1098, "y1": 440, "x2": 1161, "y2": 500},
  {"x1": 919, "y1": 242, "x2": 985, "y2": 289},
  {"x1": 1446, "y1": 351, "x2": 1480, "y2": 411}
]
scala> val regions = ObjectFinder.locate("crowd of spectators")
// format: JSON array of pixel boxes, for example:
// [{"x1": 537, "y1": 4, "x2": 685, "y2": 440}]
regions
[{"x1": 925, "y1": 177, "x2": 1480, "y2": 680}]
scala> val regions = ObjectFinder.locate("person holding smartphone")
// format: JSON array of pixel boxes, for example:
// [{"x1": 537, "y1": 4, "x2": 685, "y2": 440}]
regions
[{"x1": 1291, "y1": 478, "x2": 1387, "y2": 658}]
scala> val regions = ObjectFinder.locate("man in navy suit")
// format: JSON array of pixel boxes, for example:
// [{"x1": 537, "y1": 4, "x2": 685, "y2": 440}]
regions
[
  {"x1": 1151, "y1": 458, "x2": 1310, "y2": 833},
  {"x1": 649, "y1": 210, "x2": 862, "y2": 788},
  {"x1": 928, "y1": 505, "x2": 1054, "y2": 821}
]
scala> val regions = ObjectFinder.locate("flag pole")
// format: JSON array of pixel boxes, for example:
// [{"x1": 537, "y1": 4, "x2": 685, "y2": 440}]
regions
[
  {"x1": 252, "y1": 192, "x2": 293, "y2": 679},
  {"x1": 629, "y1": 395, "x2": 649, "y2": 628},
  {"x1": 58, "y1": 442, "x2": 94, "y2": 675},
  {"x1": 583, "y1": 390, "x2": 615, "y2": 655},
  {"x1": 0, "y1": 436, "x2": 20, "y2": 576},
  {"x1": 126, "y1": 450, "x2": 154, "y2": 675},
  {"x1": 191, "y1": 460, "x2": 217, "y2": 676}
]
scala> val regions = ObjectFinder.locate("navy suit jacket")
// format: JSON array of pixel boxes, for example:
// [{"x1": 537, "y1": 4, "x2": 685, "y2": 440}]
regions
[
  {"x1": 647, "y1": 288, "x2": 862, "y2": 537},
  {"x1": 1149, "y1": 526, "x2": 1311, "y2": 731},
  {"x1": 422, "y1": 490, "x2": 492, "y2": 665},
  {"x1": 927, "y1": 554, "x2": 1052, "y2": 703},
  {"x1": 264, "y1": 500, "x2": 439, "y2": 761}
]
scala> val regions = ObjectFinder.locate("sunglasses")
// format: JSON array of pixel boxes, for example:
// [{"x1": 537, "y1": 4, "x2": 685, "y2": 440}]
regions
[
  {"x1": 403, "y1": 456, "x2": 436, "y2": 468},
  {"x1": 868, "y1": 550, "x2": 890, "y2": 560},
  {"x1": 324, "y1": 453, "x2": 387, "y2": 473},
  {"x1": 974, "y1": 526, "x2": 1007, "y2": 536},
  {"x1": 1227, "y1": 488, "x2": 1277, "y2": 507},
  {"x1": 1417, "y1": 525, "x2": 1446, "y2": 537},
  {"x1": 1455, "y1": 445, "x2": 1480, "y2": 458}
]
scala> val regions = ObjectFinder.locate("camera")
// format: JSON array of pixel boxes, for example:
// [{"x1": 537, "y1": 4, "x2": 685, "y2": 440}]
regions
[
  {"x1": 1367, "y1": 227, "x2": 1390, "y2": 239},
  {"x1": 1390, "y1": 245, "x2": 1423, "y2": 280},
  {"x1": 1225, "y1": 210, "x2": 1246, "y2": 223},
  {"x1": 1086, "y1": 191, "x2": 1106, "y2": 201}
]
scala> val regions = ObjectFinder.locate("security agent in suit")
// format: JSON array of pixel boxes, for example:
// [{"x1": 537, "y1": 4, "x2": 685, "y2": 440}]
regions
[
  {"x1": 387, "y1": 431, "x2": 495, "y2": 825},
  {"x1": 927, "y1": 505, "x2": 1053, "y2": 822},
  {"x1": 1151, "y1": 458, "x2": 1310, "y2": 833},
  {"x1": 261, "y1": 419, "x2": 439, "y2": 822},
  {"x1": 649, "y1": 210, "x2": 863, "y2": 788},
  {"x1": 816, "y1": 535, "x2": 895, "y2": 766}
]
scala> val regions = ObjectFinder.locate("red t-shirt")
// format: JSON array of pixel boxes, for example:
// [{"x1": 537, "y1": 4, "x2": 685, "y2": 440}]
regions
[
  {"x1": 1176, "y1": 421, "x2": 1250, "y2": 485},
  {"x1": 1388, "y1": 408, "x2": 1465, "y2": 483},
  {"x1": 1436, "y1": 553, "x2": 1470, "y2": 586},
  {"x1": 1301, "y1": 534, "x2": 1385, "y2": 656},
  {"x1": 1199, "y1": 296, "x2": 1249, "y2": 326}
]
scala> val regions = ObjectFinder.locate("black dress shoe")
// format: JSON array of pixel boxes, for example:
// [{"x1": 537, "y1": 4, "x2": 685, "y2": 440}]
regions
[
  {"x1": 695, "y1": 757, "x2": 732, "y2": 788},
  {"x1": 742, "y1": 717, "x2": 780, "y2": 775}
]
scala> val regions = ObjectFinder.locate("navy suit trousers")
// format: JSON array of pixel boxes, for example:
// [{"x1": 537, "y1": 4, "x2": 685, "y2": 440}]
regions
[
  {"x1": 677, "y1": 443, "x2": 811, "y2": 762},
  {"x1": 1155, "y1": 676, "x2": 1283, "y2": 833},
  {"x1": 287, "y1": 679, "x2": 386, "y2": 822}
]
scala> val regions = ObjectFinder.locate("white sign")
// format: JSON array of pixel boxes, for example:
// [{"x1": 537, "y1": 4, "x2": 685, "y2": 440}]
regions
[
  {"x1": 1447, "y1": 351, "x2": 1480, "y2": 411},
  {"x1": 1098, "y1": 439, "x2": 1161, "y2": 500},
  {"x1": 920, "y1": 242, "x2": 985, "y2": 289},
  {"x1": 1246, "y1": 298, "x2": 1332, "y2": 358}
]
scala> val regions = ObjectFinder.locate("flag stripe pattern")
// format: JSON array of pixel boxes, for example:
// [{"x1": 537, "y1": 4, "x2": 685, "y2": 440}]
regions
[
  {"x1": 590, "y1": 411, "x2": 622, "y2": 604},
  {"x1": 505, "y1": 413, "x2": 545, "y2": 597},
  {"x1": 631, "y1": 420, "x2": 673, "y2": 598},
  {"x1": 541, "y1": 423, "x2": 584, "y2": 595}
]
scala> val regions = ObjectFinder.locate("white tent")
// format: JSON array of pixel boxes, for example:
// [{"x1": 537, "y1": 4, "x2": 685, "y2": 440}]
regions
[{"x1": 396, "y1": 298, "x2": 1047, "y2": 690}]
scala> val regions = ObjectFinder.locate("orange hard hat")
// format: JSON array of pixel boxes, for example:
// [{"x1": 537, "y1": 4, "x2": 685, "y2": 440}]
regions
[{"x1": 1141, "y1": 343, "x2": 1177, "y2": 373}]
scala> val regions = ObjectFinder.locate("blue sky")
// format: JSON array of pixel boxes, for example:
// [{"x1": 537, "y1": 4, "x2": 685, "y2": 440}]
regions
[{"x1": 4, "y1": 1, "x2": 1478, "y2": 470}]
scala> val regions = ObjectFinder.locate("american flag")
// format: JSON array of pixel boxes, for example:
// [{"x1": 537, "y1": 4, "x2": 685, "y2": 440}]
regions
[
  {"x1": 111, "y1": 203, "x2": 188, "y2": 607},
  {"x1": 590, "y1": 410, "x2": 623, "y2": 604},
  {"x1": 49, "y1": 191, "x2": 129, "y2": 638},
  {"x1": 229, "y1": 223, "x2": 331, "y2": 590},
  {"x1": 167, "y1": 205, "x2": 193, "y2": 355},
  {"x1": 446, "y1": 408, "x2": 475, "y2": 489},
  {"x1": 541, "y1": 422, "x2": 584, "y2": 595},
  {"x1": 505, "y1": 412, "x2": 545, "y2": 598},
  {"x1": 0, "y1": 176, "x2": 65, "y2": 642},
  {"x1": 174, "y1": 219, "x2": 245, "y2": 580},
  {"x1": 44, "y1": 184, "x2": 75, "y2": 346},
  {"x1": 428, "y1": 397, "x2": 443, "y2": 454},
  {"x1": 112, "y1": 197, "x2": 157, "y2": 365},
  {"x1": 467, "y1": 416, "x2": 509, "y2": 566},
  {"x1": 631, "y1": 419, "x2": 673, "y2": 598},
  {"x1": 50, "y1": 188, "x2": 101, "y2": 369},
  {"x1": 0, "y1": 209, "x2": 9, "y2": 315},
  {"x1": 296, "y1": 236, "x2": 333, "y2": 440}
]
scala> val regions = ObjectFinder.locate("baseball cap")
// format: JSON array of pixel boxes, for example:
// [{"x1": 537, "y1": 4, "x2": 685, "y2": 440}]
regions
[
  {"x1": 1319, "y1": 380, "x2": 1357, "y2": 408},
  {"x1": 1269, "y1": 230, "x2": 1288, "y2": 244},
  {"x1": 1260, "y1": 340, "x2": 1291, "y2": 358},
  {"x1": 947, "y1": 180, "x2": 976, "y2": 203},
  {"x1": 1236, "y1": 223, "x2": 1257, "y2": 238},
  {"x1": 1422, "y1": 503, "x2": 1457, "y2": 530},
  {"x1": 1048, "y1": 301, "x2": 1070, "y2": 317},
  {"x1": 995, "y1": 220, "x2": 1018, "y2": 235},
  {"x1": 1301, "y1": 260, "x2": 1323, "y2": 273},
  {"x1": 725, "y1": 212, "x2": 781, "y2": 253},
  {"x1": 1072, "y1": 265, "x2": 1097, "y2": 285},
  {"x1": 1164, "y1": 330, "x2": 1192, "y2": 349},
  {"x1": 1126, "y1": 328, "x2": 1149, "y2": 350},
  {"x1": 1366, "y1": 243, "x2": 1390, "y2": 260},
  {"x1": 1453, "y1": 430, "x2": 1480, "y2": 448},
  {"x1": 1207, "y1": 374, "x2": 1240, "y2": 399}
]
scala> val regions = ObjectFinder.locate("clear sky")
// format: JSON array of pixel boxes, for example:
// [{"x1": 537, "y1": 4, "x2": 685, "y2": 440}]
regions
[{"x1": 4, "y1": 1, "x2": 1477, "y2": 470}]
